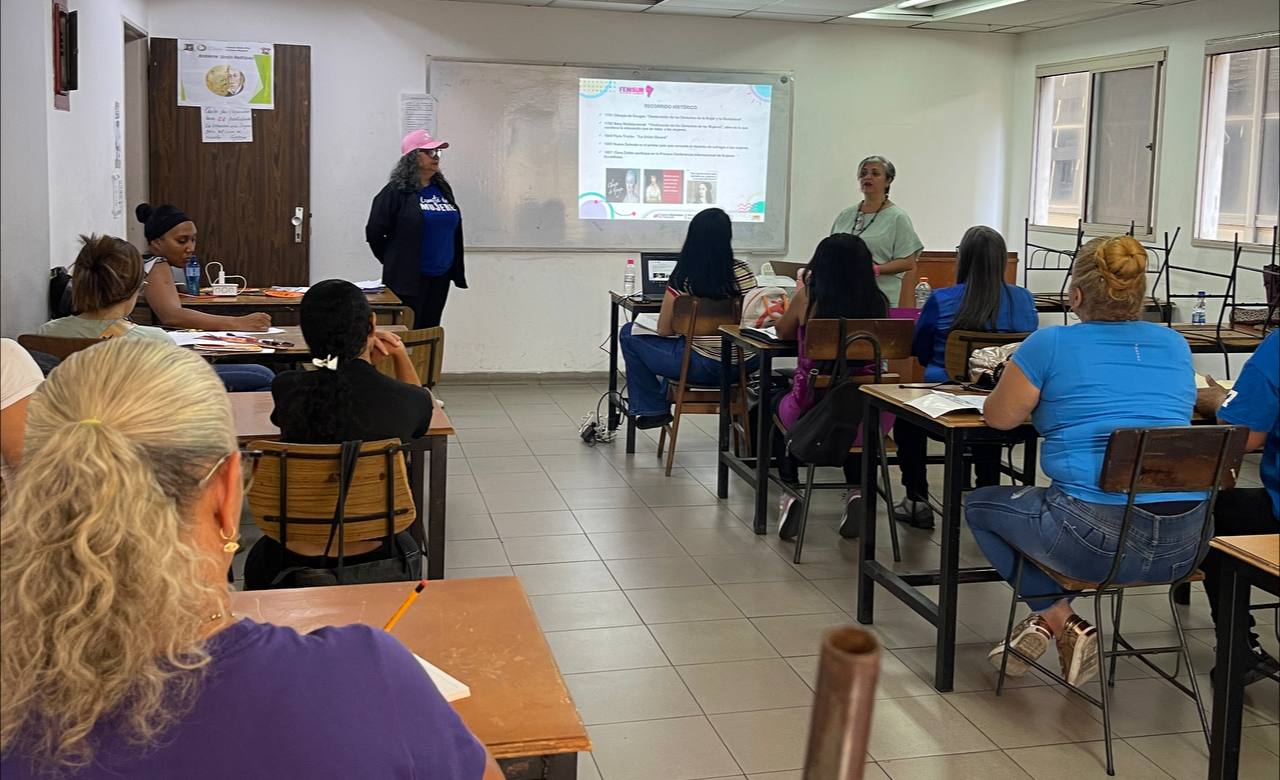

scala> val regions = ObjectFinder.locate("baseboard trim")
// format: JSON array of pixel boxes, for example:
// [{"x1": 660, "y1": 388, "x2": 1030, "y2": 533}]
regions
[{"x1": 436, "y1": 371, "x2": 609, "y2": 385}]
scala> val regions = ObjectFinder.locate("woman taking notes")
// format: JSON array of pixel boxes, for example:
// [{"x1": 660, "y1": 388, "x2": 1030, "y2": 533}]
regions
[
  {"x1": 830, "y1": 156, "x2": 924, "y2": 305},
  {"x1": 0, "y1": 339, "x2": 501, "y2": 778},
  {"x1": 366, "y1": 130, "x2": 465, "y2": 329},
  {"x1": 891, "y1": 226, "x2": 1038, "y2": 528},
  {"x1": 965, "y1": 236, "x2": 1205, "y2": 687},
  {"x1": 136, "y1": 203, "x2": 272, "y2": 332},
  {"x1": 619, "y1": 208, "x2": 757, "y2": 430}
]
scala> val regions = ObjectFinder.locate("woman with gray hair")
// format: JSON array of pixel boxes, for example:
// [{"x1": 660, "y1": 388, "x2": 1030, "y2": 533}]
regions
[
  {"x1": 365, "y1": 130, "x2": 466, "y2": 328},
  {"x1": 830, "y1": 155, "x2": 923, "y2": 305}
]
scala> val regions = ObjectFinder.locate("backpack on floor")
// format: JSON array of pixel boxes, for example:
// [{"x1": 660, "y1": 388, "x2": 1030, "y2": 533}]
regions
[{"x1": 784, "y1": 320, "x2": 883, "y2": 467}]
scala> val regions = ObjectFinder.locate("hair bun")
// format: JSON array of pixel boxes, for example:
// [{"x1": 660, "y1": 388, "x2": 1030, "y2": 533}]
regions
[
  {"x1": 134, "y1": 203, "x2": 153, "y2": 224},
  {"x1": 1097, "y1": 236, "x2": 1147, "y2": 290}
]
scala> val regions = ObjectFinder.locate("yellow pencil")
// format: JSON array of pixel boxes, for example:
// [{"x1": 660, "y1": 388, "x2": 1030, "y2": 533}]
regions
[{"x1": 383, "y1": 580, "x2": 427, "y2": 632}]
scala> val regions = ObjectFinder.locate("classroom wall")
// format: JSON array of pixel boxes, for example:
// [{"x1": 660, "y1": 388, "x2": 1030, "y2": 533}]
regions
[
  {"x1": 1006, "y1": 0, "x2": 1276, "y2": 363},
  {"x1": 145, "y1": 0, "x2": 1017, "y2": 374},
  {"x1": 1, "y1": 0, "x2": 54, "y2": 336},
  {"x1": 46, "y1": 0, "x2": 150, "y2": 266}
]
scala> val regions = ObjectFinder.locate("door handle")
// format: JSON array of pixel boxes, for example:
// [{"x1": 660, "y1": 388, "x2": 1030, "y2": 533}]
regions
[{"x1": 292, "y1": 207, "x2": 304, "y2": 243}]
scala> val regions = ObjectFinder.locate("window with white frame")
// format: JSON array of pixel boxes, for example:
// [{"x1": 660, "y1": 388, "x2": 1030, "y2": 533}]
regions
[
  {"x1": 1030, "y1": 50, "x2": 1166, "y2": 233},
  {"x1": 1196, "y1": 33, "x2": 1279, "y2": 247}
]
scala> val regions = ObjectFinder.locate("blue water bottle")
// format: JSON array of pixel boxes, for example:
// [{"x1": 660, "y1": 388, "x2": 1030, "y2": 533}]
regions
[{"x1": 184, "y1": 256, "x2": 201, "y2": 295}]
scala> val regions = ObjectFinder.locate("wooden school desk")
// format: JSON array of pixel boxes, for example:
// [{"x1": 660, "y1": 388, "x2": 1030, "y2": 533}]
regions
[
  {"x1": 229, "y1": 578, "x2": 590, "y2": 779},
  {"x1": 229, "y1": 391, "x2": 454, "y2": 580},
  {"x1": 714, "y1": 325, "x2": 799, "y2": 534},
  {"x1": 1207, "y1": 534, "x2": 1280, "y2": 780},
  {"x1": 606, "y1": 291, "x2": 664, "y2": 452},
  {"x1": 856, "y1": 384, "x2": 1040, "y2": 692},
  {"x1": 132, "y1": 289, "x2": 408, "y2": 327}
]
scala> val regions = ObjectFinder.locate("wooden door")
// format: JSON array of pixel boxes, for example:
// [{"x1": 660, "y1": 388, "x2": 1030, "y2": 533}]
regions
[{"x1": 148, "y1": 39, "x2": 310, "y2": 286}]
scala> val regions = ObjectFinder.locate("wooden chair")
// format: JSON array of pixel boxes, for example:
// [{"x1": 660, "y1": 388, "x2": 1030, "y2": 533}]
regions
[
  {"x1": 16, "y1": 334, "x2": 104, "y2": 361},
  {"x1": 245, "y1": 438, "x2": 418, "y2": 582},
  {"x1": 375, "y1": 327, "x2": 444, "y2": 388},
  {"x1": 782, "y1": 318, "x2": 914, "y2": 563},
  {"x1": 655, "y1": 296, "x2": 750, "y2": 476},
  {"x1": 994, "y1": 425, "x2": 1249, "y2": 776},
  {"x1": 943, "y1": 329, "x2": 1031, "y2": 384}
]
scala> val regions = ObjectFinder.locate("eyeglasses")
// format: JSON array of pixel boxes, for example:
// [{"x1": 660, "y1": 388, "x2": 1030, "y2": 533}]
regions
[
  {"x1": 419, "y1": 148, "x2": 442, "y2": 159},
  {"x1": 199, "y1": 449, "x2": 263, "y2": 494}
]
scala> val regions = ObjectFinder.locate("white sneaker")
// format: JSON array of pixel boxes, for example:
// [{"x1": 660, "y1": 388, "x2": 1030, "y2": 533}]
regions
[
  {"x1": 988, "y1": 613, "x2": 1053, "y2": 677},
  {"x1": 778, "y1": 494, "x2": 803, "y2": 541}
]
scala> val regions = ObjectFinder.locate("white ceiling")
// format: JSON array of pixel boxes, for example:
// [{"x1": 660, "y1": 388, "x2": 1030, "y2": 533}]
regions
[{"x1": 443, "y1": 0, "x2": 1197, "y2": 33}]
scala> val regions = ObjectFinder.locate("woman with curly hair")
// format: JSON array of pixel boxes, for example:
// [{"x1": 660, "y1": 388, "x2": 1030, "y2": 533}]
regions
[
  {"x1": 966, "y1": 236, "x2": 1206, "y2": 688},
  {"x1": 365, "y1": 129, "x2": 465, "y2": 328},
  {"x1": 0, "y1": 338, "x2": 500, "y2": 778}
]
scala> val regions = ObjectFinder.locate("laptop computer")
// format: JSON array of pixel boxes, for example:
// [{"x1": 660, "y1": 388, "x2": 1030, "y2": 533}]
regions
[{"x1": 639, "y1": 252, "x2": 680, "y2": 301}]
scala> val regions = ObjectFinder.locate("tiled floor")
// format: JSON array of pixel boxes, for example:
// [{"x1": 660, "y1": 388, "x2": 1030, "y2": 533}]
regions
[{"x1": 249, "y1": 379, "x2": 1280, "y2": 779}]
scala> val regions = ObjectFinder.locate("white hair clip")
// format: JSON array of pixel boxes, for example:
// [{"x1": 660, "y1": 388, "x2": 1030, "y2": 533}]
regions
[{"x1": 312, "y1": 355, "x2": 339, "y2": 371}]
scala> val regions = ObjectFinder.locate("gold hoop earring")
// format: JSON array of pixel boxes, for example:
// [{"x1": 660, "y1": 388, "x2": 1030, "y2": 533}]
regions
[{"x1": 218, "y1": 527, "x2": 241, "y2": 554}]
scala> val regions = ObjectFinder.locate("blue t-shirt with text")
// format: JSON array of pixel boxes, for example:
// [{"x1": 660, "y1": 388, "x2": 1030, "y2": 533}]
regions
[
  {"x1": 1011, "y1": 320, "x2": 1202, "y2": 505},
  {"x1": 1217, "y1": 330, "x2": 1279, "y2": 518},
  {"x1": 418, "y1": 184, "x2": 459, "y2": 277}
]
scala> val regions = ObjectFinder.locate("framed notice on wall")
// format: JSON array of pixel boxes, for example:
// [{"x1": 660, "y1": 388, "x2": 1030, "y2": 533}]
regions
[{"x1": 177, "y1": 39, "x2": 274, "y2": 109}]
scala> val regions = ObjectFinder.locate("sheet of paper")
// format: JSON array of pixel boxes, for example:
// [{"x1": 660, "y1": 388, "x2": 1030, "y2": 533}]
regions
[
  {"x1": 201, "y1": 106, "x2": 253, "y2": 143},
  {"x1": 1194, "y1": 374, "x2": 1235, "y2": 390},
  {"x1": 413, "y1": 654, "x2": 470, "y2": 702},
  {"x1": 168, "y1": 328, "x2": 283, "y2": 347},
  {"x1": 399, "y1": 93, "x2": 437, "y2": 139},
  {"x1": 354, "y1": 279, "x2": 387, "y2": 291},
  {"x1": 904, "y1": 391, "x2": 987, "y2": 419},
  {"x1": 267, "y1": 286, "x2": 309, "y2": 293},
  {"x1": 629, "y1": 312, "x2": 668, "y2": 338}
]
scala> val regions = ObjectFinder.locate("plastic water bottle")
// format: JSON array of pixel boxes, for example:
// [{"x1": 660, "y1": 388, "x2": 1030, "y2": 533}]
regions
[
  {"x1": 184, "y1": 256, "x2": 202, "y2": 295},
  {"x1": 914, "y1": 276, "x2": 933, "y2": 309},
  {"x1": 623, "y1": 257, "x2": 637, "y2": 296},
  {"x1": 1192, "y1": 290, "x2": 1207, "y2": 325}
]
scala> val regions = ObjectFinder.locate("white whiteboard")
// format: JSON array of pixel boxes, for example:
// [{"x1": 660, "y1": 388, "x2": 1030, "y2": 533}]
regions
[{"x1": 428, "y1": 59, "x2": 793, "y2": 253}]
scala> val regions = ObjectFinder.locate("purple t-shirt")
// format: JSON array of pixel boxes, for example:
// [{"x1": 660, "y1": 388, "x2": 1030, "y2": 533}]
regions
[{"x1": 1, "y1": 620, "x2": 486, "y2": 779}]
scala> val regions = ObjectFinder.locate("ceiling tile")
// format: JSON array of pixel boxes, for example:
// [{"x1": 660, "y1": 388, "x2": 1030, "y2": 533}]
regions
[
  {"x1": 825, "y1": 16, "x2": 915, "y2": 26},
  {"x1": 739, "y1": 10, "x2": 842, "y2": 20},
  {"x1": 912, "y1": 20, "x2": 1007, "y2": 31},
  {"x1": 645, "y1": 3, "x2": 747, "y2": 13},
  {"x1": 942, "y1": 0, "x2": 1124, "y2": 26},
  {"x1": 549, "y1": 0, "x2": 651, "y2": 9},
  {"x1": 757, "y1": 0, "x2": 884, "y2": 14},
  {"x1": 651, "y1": 0, "x2": 763, "y2": 9}
]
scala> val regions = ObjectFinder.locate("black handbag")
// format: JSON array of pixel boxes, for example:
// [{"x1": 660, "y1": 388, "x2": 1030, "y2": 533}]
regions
[
  {"x1": 783, "y1": 320, "x2": 882, "y2": 468},
  {"x1": 269, "y1": 440, "x2": 422, "y2": 588}
]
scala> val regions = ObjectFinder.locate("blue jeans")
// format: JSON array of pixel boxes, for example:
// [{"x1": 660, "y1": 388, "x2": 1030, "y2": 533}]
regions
[
  {"x1": 619, "y1": 322, "x2": 728, "y2": 417},
  {"x1": 965, "y1": 485, "x2": 1209, "y2": 611},
  {"x1": 213, "y1": 363, "x2": 275, "y2": 392}
]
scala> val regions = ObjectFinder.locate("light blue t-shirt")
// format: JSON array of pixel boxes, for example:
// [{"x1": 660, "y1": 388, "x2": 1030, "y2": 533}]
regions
[
  {"x1": 1217, "y1": 330, "x2": 1279, "y2": 518},
  {"x1": 1011, "y1": 321, "x2": 1202, "y2": 505}
]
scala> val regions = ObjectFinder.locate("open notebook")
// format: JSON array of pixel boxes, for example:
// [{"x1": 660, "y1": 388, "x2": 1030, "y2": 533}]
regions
[{"x1": 414, "y1": 654, "x2": 470, "y2": 702}]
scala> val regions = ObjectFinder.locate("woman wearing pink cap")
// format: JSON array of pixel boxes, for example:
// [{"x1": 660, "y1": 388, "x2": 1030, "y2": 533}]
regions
[{"x1": 365, "y1": 130, "x2": 466, "y2": 328}]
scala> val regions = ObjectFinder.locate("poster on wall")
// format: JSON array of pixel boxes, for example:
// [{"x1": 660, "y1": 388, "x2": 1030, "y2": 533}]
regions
[
  {"x1": 178, "y1": 39, "x2": 274, "y2": 109},
  {"x1": 399, "y1": 93, "x2": 437, "y2": 142}
]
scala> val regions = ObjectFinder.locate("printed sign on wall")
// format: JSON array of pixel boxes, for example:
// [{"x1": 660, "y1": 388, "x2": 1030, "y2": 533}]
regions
[{"x1": 178, "y1": 40, "x2": 274, "y2": 109}]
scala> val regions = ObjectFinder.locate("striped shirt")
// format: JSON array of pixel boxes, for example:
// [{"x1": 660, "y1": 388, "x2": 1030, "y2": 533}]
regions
[{"x1": 669, "y1": 259, "x2": 757, "y2": 362}]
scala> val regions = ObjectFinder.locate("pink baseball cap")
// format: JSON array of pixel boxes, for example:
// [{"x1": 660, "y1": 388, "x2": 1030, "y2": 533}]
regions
[{"x1": 401, "y1": 129, "x2": 449, "y2": 156}]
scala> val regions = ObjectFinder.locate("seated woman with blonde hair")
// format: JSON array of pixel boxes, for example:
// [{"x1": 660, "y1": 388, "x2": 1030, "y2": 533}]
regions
[
  {"x1": 965, "y1": 236, "x2": 1206, "y2": 687},
  {"x1": 0, "y1": 339, "x2": 502, "y2": 779}
]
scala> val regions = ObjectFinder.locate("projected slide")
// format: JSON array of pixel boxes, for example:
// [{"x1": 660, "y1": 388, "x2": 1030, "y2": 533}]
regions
[{"x1": 578, "y1": 79, "x2": 771, "y2": 222}]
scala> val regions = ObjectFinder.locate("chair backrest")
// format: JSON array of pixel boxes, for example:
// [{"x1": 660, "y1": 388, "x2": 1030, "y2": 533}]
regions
[
  {"x1": 49, "y1": 266, "x2": 73, "y2": 319},
  {"x1": 1099, "y1": 426, "x2": 1249, "y2": 495},
  {"x1": 1092, "y1": 425, "x2": 1250, "y2": 590},
  {"x1": 943, "y1": 330, "x2": 1031, "y2": 383},
  {"x1": 804, "y1": 318, "x2": 913, "y2": 362},
  {"x1": 375, "y1": 326, "x2": 444, "y2": 387},
  {"x1": 16, "y1": 334, "x2": 104, "y2": 361},
  {"x1": 669, "y1": 295, "x2": 741, "y2": 338},
  {"x1": 246, "y1": 438, "x2": 415, "y2": 552}
]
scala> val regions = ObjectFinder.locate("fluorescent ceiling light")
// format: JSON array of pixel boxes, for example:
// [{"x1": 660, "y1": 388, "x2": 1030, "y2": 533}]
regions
[{"x1": 854, "y1": 0, "x2": 1027, "y2": 20}]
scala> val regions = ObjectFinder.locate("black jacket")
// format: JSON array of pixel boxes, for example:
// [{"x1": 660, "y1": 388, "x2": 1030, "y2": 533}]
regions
[{"x1": 364, "y1": 176, "x2": 467, "y2": 296}]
